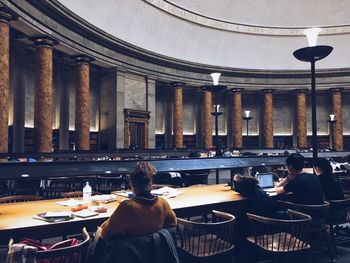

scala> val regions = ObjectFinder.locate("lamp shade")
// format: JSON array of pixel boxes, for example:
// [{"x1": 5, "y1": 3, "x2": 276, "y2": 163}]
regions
[
  {"x1": 329, "y1": 114, "x2": 335, "y2": 121},
  {"x1": 210, "y1": 73, "x2": 221, "y2": 86},
  {"x1": 214, "y1": 104, "x2": 220, "y2": 112},
  {"x1": 303, "y1": 27, "x2": 322, "y2": 47},
  {"x1": 244, "y1": 110, "x2": 250, "y2": 118}
]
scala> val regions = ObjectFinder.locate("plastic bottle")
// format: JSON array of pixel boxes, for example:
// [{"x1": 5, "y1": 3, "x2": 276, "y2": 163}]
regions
[{"x1": 83, "y1": 182, "x2": 92, "y2": 205}]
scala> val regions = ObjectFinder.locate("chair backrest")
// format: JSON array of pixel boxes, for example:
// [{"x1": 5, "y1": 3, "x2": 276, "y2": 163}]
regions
[
  {"x1": 0, "y1": 195, "x2": 43, "y2": 204},
  {"x1": 36, "y1": 227, "x2": 90, "y2": 263},
  {"x1": 326, "y1": 196, "x2": 350, "y2": 223},
  {"x1": 247, "y1": 210, "x2": 311, "y2": 252},
  {"x1": 181, "y1": 170, "x2": 210, "y2": 186},
  {"x1": 62, "y1": 191, "x2": 84, "y2": 198},
  {"x1": 177, "y1": 210, "x2": 235, "y2": 258},
  {"x1": 100, "y1": 227, "x2": 179, "y2": 263},
  {"x1": 278, "y1": 200, "x2": 330, "y2": 223},
  {"x1": 62, "y1": 191, "x2": 101, "y2": 199}
]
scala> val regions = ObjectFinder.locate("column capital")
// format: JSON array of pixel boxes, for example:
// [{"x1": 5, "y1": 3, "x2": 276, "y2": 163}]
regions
[
  {"x1": 29, "y1": 35, "x2": 59, "y2": 47},
  {"x1": 71, "y1": 54, "x2": 95, "y2": 64},
  {"x1": 294, "y1": 88, "x2": 309, "y2": 94},
  {"x1": 171, "y1": 82, "x2": 185, "y2": 88},
  {"x1": 0, "y1": 10, "x2": 11, "y2": 23},
  {"x1": 329, "y1": 87, "x2": 344, "y2": 93},
  {"x1": 260, "y1": 89, "x2": 275, "y2": 94},
  {"x1": 229, "y1": 88, "x2": 244, "y2": 94}
]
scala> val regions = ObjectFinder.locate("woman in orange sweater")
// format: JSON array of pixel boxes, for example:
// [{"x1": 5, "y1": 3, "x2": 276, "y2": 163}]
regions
[{"x1": 99, "y1": 162, "x2": 177, "y2": 240}]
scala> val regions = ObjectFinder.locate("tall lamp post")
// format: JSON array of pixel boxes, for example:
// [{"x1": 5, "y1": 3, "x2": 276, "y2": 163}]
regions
[
  {"x1": 203, "y1": 73, "x2": 227, "y2": 184},
  {"x1": 293, "y1": 28, "x2": 333, "y2": 161},
  {"x1": 328, "y1": 114, "x2": 336, "y2": 150},
  {"x1": 242, "y1": 110, "x2": 253, "y2": 137}
]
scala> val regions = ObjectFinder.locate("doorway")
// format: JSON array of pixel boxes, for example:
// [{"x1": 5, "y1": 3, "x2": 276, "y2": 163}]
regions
[{"x1": 124, "y1": 109, "x2": 150, "y2": 149}]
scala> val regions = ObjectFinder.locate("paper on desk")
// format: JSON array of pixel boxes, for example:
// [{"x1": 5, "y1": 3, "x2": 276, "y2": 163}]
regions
[
  {"x1": 43, "y1": 212, "x2": 72, "y2": 218},
  {"x1": 151, "y1": 187, "x2": 181, "y2": 198},
  {"x1": 91, "y1": 194, "x2": 117, "y2": 202},
  {"x1": 56, "y1": 199, "x2": 87, "y2": 207}
]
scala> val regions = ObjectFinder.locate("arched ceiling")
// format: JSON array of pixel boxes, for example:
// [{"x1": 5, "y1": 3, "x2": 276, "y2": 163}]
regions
[{"x1": 57, "y1": 0, "x2": 350, "y2": 70}]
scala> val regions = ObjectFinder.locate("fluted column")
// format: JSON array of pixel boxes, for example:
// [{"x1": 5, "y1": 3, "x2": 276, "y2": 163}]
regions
[
  {"x1": 173, "y1": 83, "x2": 184, "y2": 148},
  {"x1": 0, "y1": 9, "x2": 11, "y2": 153},
  {"x1": 73, "y1": 55, "x2": 93, "y2": 151},
  {"x1": 262, "y1": 89, "x2": 274, "y2": 148},
  {"x1": 295, "y1": 89, "x2": 308, "y2": 148},
  {"x1": 202, "y1": 90, "x2": 212, "y2": 149},
  {"x1": 231, "y1": 89, "x2": 243, "y2": 149},
  {"x1": 330, "y1": 88, "x2": 343, "y2": 151},
  {"x1": 30, "y1": 36, "x2": 58, "y2": 152}
]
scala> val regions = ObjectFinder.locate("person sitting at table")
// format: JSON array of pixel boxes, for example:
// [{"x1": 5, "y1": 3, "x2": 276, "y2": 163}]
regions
[
  {"x1": 313, "y1": 158, "x2": 347, "y2": 221},
  {"x1": 99, "y1": 162, "x2": 177, "y2": 240},
  {"x1": 276, "y1": 153, "x2": 324, "y2": 205},
  {"x1": 234, "y1": 174, "x2": 288, "y2": 218},
  {"x1": 313, "y1": 158, "x2": 344, "y2": 200}
]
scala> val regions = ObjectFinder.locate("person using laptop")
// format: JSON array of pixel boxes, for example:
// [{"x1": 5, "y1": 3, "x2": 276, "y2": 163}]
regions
[{"x1": 276, "y1": 153, "x2": 324, "y2": 205}]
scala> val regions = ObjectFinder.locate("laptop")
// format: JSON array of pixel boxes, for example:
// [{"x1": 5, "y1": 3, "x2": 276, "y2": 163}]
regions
[{"x1": 256, "y1": 172, "x2": 276, "y2": 193}]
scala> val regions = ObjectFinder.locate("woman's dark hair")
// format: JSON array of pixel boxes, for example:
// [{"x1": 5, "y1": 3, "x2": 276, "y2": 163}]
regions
[
  {"x1": 130, "y1": 162, "x2": 157, "y2": 192},
  {"x1": 313, "y1": 158, "x2": 333, "y2": 175},
  {"x1": 286, "y1": 153, "x2": 304, "y2": 171},
  {"x1": 233, "y1": 175, "x2": 259, "y2": 197}
]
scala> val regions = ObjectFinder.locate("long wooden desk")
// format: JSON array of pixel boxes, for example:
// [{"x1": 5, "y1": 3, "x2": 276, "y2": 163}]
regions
[{"x1": 0, "y1": 184, "x2": 246, "y2": 242}]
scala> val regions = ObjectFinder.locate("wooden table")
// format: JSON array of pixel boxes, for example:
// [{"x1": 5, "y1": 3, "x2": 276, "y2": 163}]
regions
[{"x1": 0, "y1": 184, "x2": 246, "y2": 242}]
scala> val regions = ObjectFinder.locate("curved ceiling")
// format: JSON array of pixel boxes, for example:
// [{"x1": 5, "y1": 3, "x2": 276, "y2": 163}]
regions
[
  {"x1": 58, "y1": 0, "x2": 350, "y2": 70},
  {"x1": 170, "y1": 0, "x2": 350, "y2": 27}
]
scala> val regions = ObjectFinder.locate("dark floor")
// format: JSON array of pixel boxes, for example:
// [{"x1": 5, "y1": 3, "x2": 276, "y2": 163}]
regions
[{"x1": 312, "y1": 243, "x2": 350, "y2": 263}]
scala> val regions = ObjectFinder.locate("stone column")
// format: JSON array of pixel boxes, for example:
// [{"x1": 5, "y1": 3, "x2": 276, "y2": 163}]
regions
[
  {"x1": 295, "y1": 89, "x2": 308, "y2": 148},
  {"x1": 30, "y1": 36, "x2": 58, "y2": 152},
  {"x1": 73, "y1": 55, "x2": 93, "y2": 151},
  {"x1": 202, "y1": 90, "x2": 212, "y2": 149},
  {"x1": 164, "y1": 88, "x2": 173, "y2": 148},
  {"x1": 173, "y1": 83, "x2": 184, "y2": 148},
  {"x1": 330, "y1": 88, "x2": 343, "y2": 151},
  {"x1": 231, "y1": 89, "x2": 243, "y2": 149},
  {"x1": 262, "y1": 89, "x2": 274, "y2": 148},
  {"x1": 0, "y1": 9, "x2": 11, "y2": 153},
  {"x1": 147, "y1": 77, "x2": 156, "y2": 148}
]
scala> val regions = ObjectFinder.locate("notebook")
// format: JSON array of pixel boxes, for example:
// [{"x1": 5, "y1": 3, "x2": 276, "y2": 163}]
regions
[{"x1": 256, "y1": 172, "x2": 274, "y2": 189}]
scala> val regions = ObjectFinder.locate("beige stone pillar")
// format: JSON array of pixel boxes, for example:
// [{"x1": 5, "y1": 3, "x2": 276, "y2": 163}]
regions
[
  {"x1": 0, "y1": 10, "x2": 11, "y2": 153},
  {"x1": 31, "y1": 36, "x2": 58, "y2": 152},
  {"x1": 173, "y1": 83, "x2": 184, "y2": 148},
  {"x1": 231, "y1": 89, "x2": 243, "y2": 149},
  {"x1": 330, "y1": 88, "x2": 343, "y2": 151},
  {"x1": 262, "y1": 89, "x2": 274, "y2": 148},
  {"x1": 295, "y1": 89, "x2": 308, "y2": 148},
  {"x1": 73, "y1": 55, "x2": 93, "y2": 151},
  {"x1": 202, "y1": 90, "x2": 212, "y2": 149}
]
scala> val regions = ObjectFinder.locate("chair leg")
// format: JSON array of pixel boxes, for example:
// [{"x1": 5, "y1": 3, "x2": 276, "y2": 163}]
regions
[
  {"x1": 329, "y1": 225, "x2": 339, "y2": 258},
  {"x1": 306, "y1": 250, "x2": 313, "y2": 263},
  {"x1": 322, "y1": 230, "x2": 335, "y2": 263}
]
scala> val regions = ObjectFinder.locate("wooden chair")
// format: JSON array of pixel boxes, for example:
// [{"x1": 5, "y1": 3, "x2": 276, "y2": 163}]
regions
[
  {"x1": 181, "y1": 170, "x2": 210, "y2": 187},
  {"x1": 176, "y1": 210, "x2": 235, "y2": 262},
  {"x1": 36, "y1": 228, "x2": 90, "y2": 263},
  {"x1": 246, "y1": 210, "x2": 311, "y2": 263},
  {"x1": 8, "y1": 228, "x2": 90, "y2": 263},
  {"x1": 62, "y1": 191, "x2": 101, "y2": 199},
  {"x1": 278, "y1": 200, "x2": 335, "y2": 263},
  {"x1": 0, "y1": 195, "x2": 43, "y2": 204},
  {"x1": 325, "y1": 196, "x2": 350, "y2": 256}
]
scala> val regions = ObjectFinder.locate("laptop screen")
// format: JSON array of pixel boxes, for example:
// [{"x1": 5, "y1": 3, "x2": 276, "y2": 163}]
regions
[{"x1": 257, "y1": 172, "x2": 274, "y2": 188}]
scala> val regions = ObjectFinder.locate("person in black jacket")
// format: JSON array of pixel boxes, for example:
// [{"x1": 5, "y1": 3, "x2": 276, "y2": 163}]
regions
[
  {"x1": 313, "y1": 158, "x2": 347, "y2": 221},
  {"x1": 276, "y1": 153, "x2": 325, "y2": 205},
  {"x1": 313, "y1": 158, "x2": 344, "y2": 200}
]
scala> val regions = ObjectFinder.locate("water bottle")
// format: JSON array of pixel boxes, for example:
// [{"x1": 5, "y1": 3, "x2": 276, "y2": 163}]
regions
[{"x1": 83, "y1": 182, "x2": 92, "y2": 205}]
